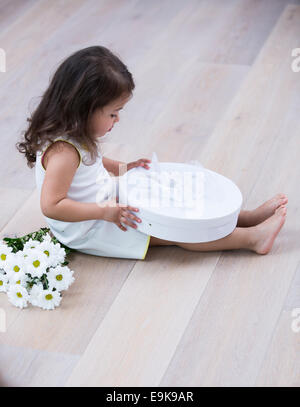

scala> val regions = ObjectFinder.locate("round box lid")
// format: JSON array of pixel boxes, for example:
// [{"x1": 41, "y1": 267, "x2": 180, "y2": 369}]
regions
[{"x1": 118, "y1": 161, "x2": 243, "y2": 228}]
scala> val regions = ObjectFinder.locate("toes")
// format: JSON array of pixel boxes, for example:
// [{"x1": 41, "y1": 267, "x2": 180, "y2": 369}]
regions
[
  {"x1": 275, "y1": 205, "x2": 287, "y2": 215},
  {"x1": 277, "y1": 193, "x2": 288, "y2": 201},
  {"x1": 279, "y1": 198, "x2": 288, "y2": 206},
  {"x1": 272, "y1": 193, "x2": 288, "y2": 207}
]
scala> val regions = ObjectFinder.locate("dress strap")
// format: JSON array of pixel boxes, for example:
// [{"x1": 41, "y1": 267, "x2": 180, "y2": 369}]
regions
[{"x1": 40, "y1": 135, "x2": 83, "y2": 171}]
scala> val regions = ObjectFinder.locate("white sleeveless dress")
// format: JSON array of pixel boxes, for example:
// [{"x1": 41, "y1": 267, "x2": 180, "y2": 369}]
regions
[{"x1": 35, "y1": 134, "x2": 151, "y2": 260}]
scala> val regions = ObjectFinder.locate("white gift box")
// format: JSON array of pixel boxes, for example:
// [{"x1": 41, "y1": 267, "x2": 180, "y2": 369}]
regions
[{"x1": 118, "y1": 155, "x2": 243, "y2": 243}]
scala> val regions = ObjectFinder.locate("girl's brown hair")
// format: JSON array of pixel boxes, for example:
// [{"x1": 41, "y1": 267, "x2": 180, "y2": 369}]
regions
[{"x1": 16, "y1": 45, "x2": 135, "y2": 168}]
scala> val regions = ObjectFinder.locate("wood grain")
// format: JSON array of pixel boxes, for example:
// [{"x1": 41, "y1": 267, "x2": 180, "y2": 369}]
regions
[{"x1": 0, "y1": 0, "x2": 299, "y2": 387}]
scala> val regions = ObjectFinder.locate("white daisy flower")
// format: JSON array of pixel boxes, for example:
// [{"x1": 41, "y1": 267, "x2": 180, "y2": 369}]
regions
[
  {"x1": 0, "y1": 273, "x2": 9, "y2": 292},
  {"x1": 1, "y1": 252, "x2": 14, "y2": 273},
  {"x1": 4, "y1": 253, "x2": 27, "y2": 283},
  {"x1": 42, "y1": 233, "x2": 52, "y2": 243},
  {"x1": 23, "y1": 238, "x2": 40, "y2": 251},
  {"x1": 37, "y1": 289, "x2": 61, "y2": 310},
  {"x1": 47, "y1": 265, "x2": 75, "y2": 291},
  {"x1": 13, "y1": 273, "x2": 30, "y2": 288},
  {"x1": 24, "y1": 248, "x2": 49, "y2": 278},
  {"x1": 52, "y1": 243, "x2": 66, "y2": 265},
  {"x1": 38, "y1": 240, "x2": 66, "y2": 268},
  {"x1": 0, "y1": 242, "x2": 13, "y2": 269},
  {"x1": 28, "y1": 283, "x2": 44, "y2": 306},
  {"x1": 7, "y1": 284, "x2": 29, "y2": 309}
]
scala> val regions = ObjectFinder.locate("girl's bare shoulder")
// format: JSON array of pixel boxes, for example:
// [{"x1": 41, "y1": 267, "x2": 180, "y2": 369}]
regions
[{"x1": 42, "y1": 140, "x2": 80, "y2": 170}]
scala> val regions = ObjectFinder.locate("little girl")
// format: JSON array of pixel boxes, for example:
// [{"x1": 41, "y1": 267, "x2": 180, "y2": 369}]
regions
[{"x1": 16, "y1": 46, "x2": 288, "y2": 260}]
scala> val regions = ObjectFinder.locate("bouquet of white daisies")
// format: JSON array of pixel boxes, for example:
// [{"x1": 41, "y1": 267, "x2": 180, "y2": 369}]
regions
[{"x1": 0, "y1": 227, "x2": 76, "y2": 310}]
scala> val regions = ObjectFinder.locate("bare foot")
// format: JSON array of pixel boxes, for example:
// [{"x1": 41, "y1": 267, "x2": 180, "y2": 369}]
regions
[
  {"x1": 249, "y1": 205, "x2": 287, "y2": 254},
  {"x1": 240, "y1": 193, "x2": 288, "y2": 227}
]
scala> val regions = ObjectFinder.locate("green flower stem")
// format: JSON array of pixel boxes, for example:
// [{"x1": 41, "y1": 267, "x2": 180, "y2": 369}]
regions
[{"x1": 2, "y1": 227, "x2": 76, "y2": 256}]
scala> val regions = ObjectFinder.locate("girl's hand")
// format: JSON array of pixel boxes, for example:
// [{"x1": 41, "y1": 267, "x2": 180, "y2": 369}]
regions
[
  {"x1": 127, "y1": 158, "x2": 151, "y2": 171},
  {"x1": 103, "y1": 201, "x2": 142, "y2": 231}
]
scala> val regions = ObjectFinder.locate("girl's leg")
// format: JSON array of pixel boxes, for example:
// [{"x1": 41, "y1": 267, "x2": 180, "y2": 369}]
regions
[
  {"x1": 237, "y1": 193, "x2": 288, "y2": 227},
  {"x1": 149, "y1": 205, "x2": 287, "y2": 254}
]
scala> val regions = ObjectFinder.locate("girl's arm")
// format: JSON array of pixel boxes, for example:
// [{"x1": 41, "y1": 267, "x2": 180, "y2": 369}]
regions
[
  {"x1": 41, "y1": 141, "x2": 113, "y2": 222},
  {"x1": 40, "y1": 142, "x2": 142, "y2": 230},
  {"x1": 102, "y1": 156, "x2": 152, "y2": 175},
  {"x1": 43, "y1": 198, "x2": 111, "y2": 222},
  {"x1": 102, "y1": 157, "x2": 127, "y2": 176}
]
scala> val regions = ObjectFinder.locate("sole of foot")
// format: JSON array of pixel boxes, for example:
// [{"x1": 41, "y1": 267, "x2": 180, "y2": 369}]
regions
[{"x1": 251, "y1": 204, "x2": 287, "y2": 255}]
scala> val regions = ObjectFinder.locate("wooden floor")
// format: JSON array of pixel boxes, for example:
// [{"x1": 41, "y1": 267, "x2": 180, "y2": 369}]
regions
[{"x1": 0, "y1": 0, "x2": 299, "y2": 387}]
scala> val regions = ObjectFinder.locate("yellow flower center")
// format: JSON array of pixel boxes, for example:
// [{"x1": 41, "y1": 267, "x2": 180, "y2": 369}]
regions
[
  {"x1": 44, "y1": 250, "x2": 50, "y2": 257},
  {"x1": 56, "y1": 274, "x2": 63, "y2": 281},
  {"x1": 0, "y1": 281, "x2": 3, "y2": 286},
  {"x1": 16, "y1": 292, "x2": 23, "y2": 298},
  {"x1": 14, "y1": 265, "x2": 20, "y2": 273},
  {"x1": 45, "y1": 294, "x2": 53, "y2": 300},
  {"x1": 33, "y1": 260, "x2": 40, "y2": 268},
  {"x1": 16, "y1": 280, "x2": 21, "y2": 284},
  {"x1": 1, "y1": 254, "x2": 6, "y2": 261}
]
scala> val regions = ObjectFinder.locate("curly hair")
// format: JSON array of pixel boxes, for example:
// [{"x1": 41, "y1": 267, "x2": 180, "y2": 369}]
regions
[{"x1": 16, "y1": 45, "x2": 135, "y2": 168}]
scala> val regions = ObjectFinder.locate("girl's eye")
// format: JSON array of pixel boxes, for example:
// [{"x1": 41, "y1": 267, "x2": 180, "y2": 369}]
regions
[{"x1": 110, "y1": 114, "x2": 117, "y2": 118}]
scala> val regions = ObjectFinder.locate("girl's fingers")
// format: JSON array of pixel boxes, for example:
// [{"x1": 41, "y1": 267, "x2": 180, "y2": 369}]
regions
[
  {"x1": 140, "y1": 160, "x2": 151, "y2": 167},
  {"x1": 123, "y1": 209, "x2": 141, "y2": 223},
  {"x1": 117, "y1": 222, "x2": 127, "y2": 231},
  {"x1": 120, "y1": 207, "x2": 142, "y2": 226},
  {"x1": 127, "y1": 206, "x2": 139, "y2": 212},
  {"x1": 120, "y1": 216, "x2": 137, "y2": 229},
  {"x1": 141, "y1": 160, "x2": 150, "y2": 169},
  {"x1": 128, "y1": 212, "x2": 142, "y2": 223}
]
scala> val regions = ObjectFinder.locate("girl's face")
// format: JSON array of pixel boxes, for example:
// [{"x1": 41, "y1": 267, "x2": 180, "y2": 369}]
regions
[{"x1": 89, "y1": 94, "x2": 132, "y2": 138}]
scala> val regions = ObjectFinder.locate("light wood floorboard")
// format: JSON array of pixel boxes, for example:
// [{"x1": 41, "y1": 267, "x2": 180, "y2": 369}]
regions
[{"x1": 0, "y1": 0, "x2": 299, "y2": 387}]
